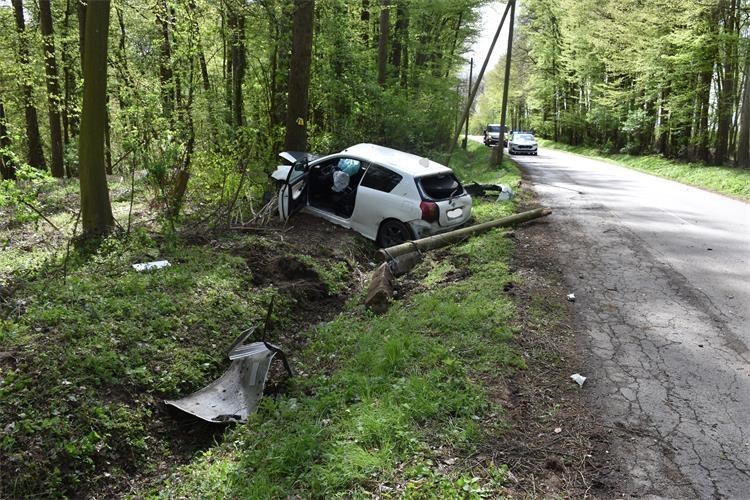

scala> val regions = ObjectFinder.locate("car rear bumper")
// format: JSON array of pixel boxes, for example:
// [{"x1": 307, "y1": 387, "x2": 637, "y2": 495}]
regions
[{"x1": 407, "y1": 204, "x2": 472, "y2": 239}]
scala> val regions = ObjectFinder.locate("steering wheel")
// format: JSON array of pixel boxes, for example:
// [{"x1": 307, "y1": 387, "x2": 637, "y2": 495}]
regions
[{"x1": 320, "y1": 164, "x2": 334, "y2": 176}]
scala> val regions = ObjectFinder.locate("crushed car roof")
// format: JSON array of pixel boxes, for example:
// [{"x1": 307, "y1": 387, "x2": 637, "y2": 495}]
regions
[{"x1": 341, "y1": 143, "x2": 452, "y2": 177}]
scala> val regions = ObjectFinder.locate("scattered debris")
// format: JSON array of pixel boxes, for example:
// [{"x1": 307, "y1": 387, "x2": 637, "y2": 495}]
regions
[
  {"x1": 165, "y1": 300, "x2": 293, "y2": 423},
  {"x1": 570, "y1": 373, "x2": 587, "y2": 387},
  {"x1": 566, "y1": 293, "x2": 576, "y2": 302},
  {"x1": 132, "y1": 260, "x2": 171, "y2": 272},
  {"x1": 554, "y1": 427, "x2": 562, "y2": 434},
  {"x1": 463, "y1": 182, "x2": 514, "y2": 201},
  {"x1": 164, "y1": 341, "x2": 291, "y2": 423}
]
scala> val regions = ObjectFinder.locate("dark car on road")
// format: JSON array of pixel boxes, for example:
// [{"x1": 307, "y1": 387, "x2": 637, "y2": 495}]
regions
[{"x1": 483, "y1": 124, "x2": 502, "y2": 146}]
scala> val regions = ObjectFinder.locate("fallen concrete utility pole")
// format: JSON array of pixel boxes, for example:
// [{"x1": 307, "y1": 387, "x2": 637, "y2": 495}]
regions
[
  {"x1": 365, "y1": 207, "x2": 552, "y2": 313},
  {"x1": 377, "y1": 207, "x2": 552, "y2": 261}
]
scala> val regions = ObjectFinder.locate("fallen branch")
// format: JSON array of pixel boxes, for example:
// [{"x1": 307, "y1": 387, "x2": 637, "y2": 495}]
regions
[{"x1": 20, "y1": 200, "x2": 60, "y2": 232}]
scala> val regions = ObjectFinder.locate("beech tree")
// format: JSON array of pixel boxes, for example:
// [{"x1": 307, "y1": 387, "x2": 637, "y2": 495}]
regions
[
  {"x1": 0, "y1": 101, "x2": 15, "y2": 179},
  {"x1": 78, "y1": 0, "x2": 113, "y2": 236},
  {"x1": 39, "y1": 0, "x2": 65, "y2": 177},
  {"x1": 284, "y1": 0, "x2": 314, "y2": 151},
  {"x1": 11, "y1": 0, "x2": 46, "y2": 170}
]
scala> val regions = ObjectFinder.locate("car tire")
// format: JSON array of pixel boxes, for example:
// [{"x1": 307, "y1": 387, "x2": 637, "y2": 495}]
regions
[{"x1": 377, "y1": 219, "x2": 413, "y2": 248}]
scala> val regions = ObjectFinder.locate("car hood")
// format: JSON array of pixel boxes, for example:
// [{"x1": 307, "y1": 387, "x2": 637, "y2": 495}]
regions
[
  {"x1": 512, "y1": 139, "x2": 537, "y2": 145},
  {"x1": 271, "y1": 151, "x2": 320, "y2": 181}
]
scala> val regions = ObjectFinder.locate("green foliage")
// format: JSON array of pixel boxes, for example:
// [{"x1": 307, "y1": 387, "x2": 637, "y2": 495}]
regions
[
  {"x1": 0, "y1": 163, "x2": 55, "y2": 224},
  {"x1": 0, "y1": 231, "x2": 281, "y2": 496},
  {"x1": 476, "y1": 0, "x2": 750, "y2": 165}
]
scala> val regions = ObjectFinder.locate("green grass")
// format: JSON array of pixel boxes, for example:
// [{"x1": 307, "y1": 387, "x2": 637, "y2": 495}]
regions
[
  {"x1": 539, "y1": 139, "x2": 750, "y2": 201},
  {"x1": 0, "y1": 230, "x2": 283, "y2": 497},
  {"x1": 437, "y1": 141, "x2": 517, "y2": 185}
]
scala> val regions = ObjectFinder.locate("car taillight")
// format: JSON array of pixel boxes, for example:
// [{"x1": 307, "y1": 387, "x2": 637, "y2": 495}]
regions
[{"x1": 420, "y1": 201, "x2": 439, "y2": 222}]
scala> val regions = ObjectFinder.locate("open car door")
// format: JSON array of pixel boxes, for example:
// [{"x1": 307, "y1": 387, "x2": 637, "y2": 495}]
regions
[{"x1": 278, "y1": 159, "x2": 310, "y2": 221}]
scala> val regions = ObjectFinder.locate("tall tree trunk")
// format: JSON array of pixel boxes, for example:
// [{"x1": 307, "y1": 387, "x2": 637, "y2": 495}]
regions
[
  {"x1": 12, "y1": 0, "x2": 47, "y2": 170},
  {"x1": 399, "y1": 6, "x2": 409, "y2": 89},
  {"x1": 738, "y1": 53, "x2": 750, "y2": 168},
  {"x1": 62, "y1": 0, "x2": 79, "y2": 155},
  {"x1": 77, "y1": 0, "x2": 85, "y2": 66},
  {"x1": 0, "y1": 102, "x2": 15, "y2": 180},
  {"x1": 156, "y1": 0, "x2": 175, "y2": 124},
  {"x1": 270, "y1": 12, "x2": 293, "y2": 131},
  {"x1": 78, "y1": 0, "x2": 114, "y2": 236},
  {"x1": 656, "y1": 87, "x2": 670, "y2": 156},
  {"x1": 377, "y1": 0, "x2": 390, "y2": 86},
  {"x1": 223, "y1": 10, "x2": 233, "y2": 126},
  {"x1": 696, "y1": 66, "x2": 713, "y2": 162},
  {"x1": 229, "y1": 8, "x2": 246, "y2": 127},
  {"x1": 390, "y1": 1, "x2": 405, "y2": 82},
  {"x1": 714, "y1": 0, "x2": 739, "y2": 165},
  {"x1": 360, "y1": 0, "x2": 370, "y2": 44},
  {"x1": 443, "y1": 11, "x2": 463, "y2": 78},
  {"x1": 284, "y1": 0, "x2": 314, "y2": 151},
  {"x1": 105, "y1": 103, "x2": 113, "y2": 174},
  {"x1": 39, "y1": 0, "x2": 65, "y2": 178}
]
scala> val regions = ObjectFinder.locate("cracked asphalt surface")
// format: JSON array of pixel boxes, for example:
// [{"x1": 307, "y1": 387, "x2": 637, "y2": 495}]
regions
[{"x1": 511, "y1": 147, "x2": 750, "y2": 498}]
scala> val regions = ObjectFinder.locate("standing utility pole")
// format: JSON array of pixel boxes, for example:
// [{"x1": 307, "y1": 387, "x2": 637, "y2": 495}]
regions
[
  {"x1": 497, "y1": 0, "x2": 515, "y2": 165},
  {"x1": 447, "y1": 0, "x2": 512, "y2": 162},
  {"x1": 462, "y1": 57, "x2": 473, "y2": 150}
]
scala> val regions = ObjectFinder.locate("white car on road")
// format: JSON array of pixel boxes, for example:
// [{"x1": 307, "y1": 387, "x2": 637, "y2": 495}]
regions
[
  {"x1": 271, "y1": 143, "x2": 473, "y2": 247},
  {"x1": 508, "y1": 132, "x2": 538, "y2": 155}
]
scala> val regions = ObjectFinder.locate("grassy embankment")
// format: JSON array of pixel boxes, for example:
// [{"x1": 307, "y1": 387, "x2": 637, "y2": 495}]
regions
[
  {"x1": 1, "y1": 142, "x2": 528, "y2": 497},
  {"x1": 154, "y1": 143, "x2": 525, "y2": 498},
  {"x1": 539, "y1": 139, "x2": 750, "y2": 202}
]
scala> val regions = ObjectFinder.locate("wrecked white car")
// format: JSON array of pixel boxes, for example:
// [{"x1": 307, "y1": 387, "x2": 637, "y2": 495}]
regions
[{"x1": 271, "y1": 143, "x2": 472, "y2": 247}]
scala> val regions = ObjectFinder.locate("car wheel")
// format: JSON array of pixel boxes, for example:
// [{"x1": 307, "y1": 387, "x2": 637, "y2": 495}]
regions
[{"x1": 377, "y1": 219, "x2": 413, "y2": 248}]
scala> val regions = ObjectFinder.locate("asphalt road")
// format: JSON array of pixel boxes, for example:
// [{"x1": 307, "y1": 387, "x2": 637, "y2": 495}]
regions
[{"x1": 509, "y1": 146, "x2": 750, "y2": 498}]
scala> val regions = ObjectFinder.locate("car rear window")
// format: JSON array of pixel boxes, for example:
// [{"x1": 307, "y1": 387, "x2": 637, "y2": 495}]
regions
[
  {"x1": 360, "y1": 164, "x2": 403, "y2": 192},
  {"x1": 418, "y1": 173, "x2": 463, "y2": 200}
]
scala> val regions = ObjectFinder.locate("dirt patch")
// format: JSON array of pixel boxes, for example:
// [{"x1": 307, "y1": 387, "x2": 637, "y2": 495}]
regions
[
  {"x1": 250, "y1": 255, "x2": 328, "y2": 300},
  {"x1": 483, "y1": 201, "x2": 616, "y2": 498}
]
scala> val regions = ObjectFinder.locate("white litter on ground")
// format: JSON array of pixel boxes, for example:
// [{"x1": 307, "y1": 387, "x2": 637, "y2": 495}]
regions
[
  {"x1": 570, "y1": 373, "x2": 587, "y2": 386},
  {"x1": 132, "y1": 260, "x2": 171, "y2": 272}
]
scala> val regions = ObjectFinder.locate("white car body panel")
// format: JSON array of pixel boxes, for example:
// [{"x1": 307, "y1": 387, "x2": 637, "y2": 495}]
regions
[{"x1": 271, "y1": 164, "x2": 291, "y2": 181}]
